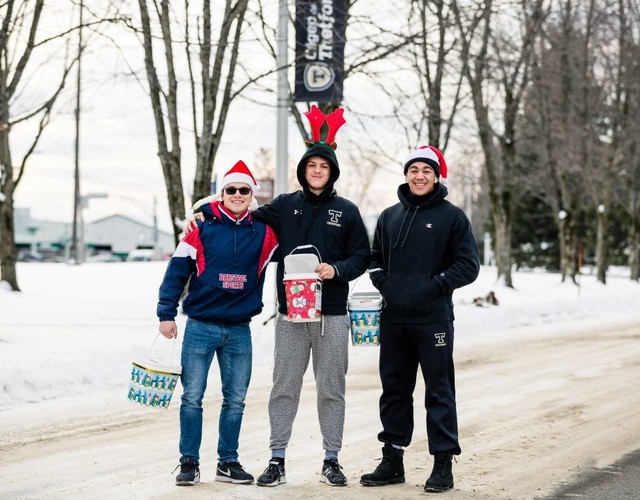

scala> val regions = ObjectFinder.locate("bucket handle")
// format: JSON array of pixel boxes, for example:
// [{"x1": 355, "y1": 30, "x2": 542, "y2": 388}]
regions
[
  {"x1": 148, "y1": 333, "x2": 179, "y2": 365},
  {"x1": 288, "y1": 244, "x2": 322, "y2": 262},
  {"x1": 348, "y1": 269, "x2": 381, "y2": 297}
]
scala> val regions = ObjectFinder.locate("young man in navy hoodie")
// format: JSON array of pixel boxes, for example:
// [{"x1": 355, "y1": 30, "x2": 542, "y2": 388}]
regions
[
  {"x1": 360, "y1": 146, "x2": 480, "y2": 493},
  {"x1": 186, "y1": 107, "x2": 370, "y2": 486},
  {"x1": 157, "y1": 160, "x2": 278, "y2": 487}
]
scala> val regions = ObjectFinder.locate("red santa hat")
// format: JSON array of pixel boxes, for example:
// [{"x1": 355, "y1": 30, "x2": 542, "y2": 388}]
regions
[
  {"x1": 219, "y1": 160, "x2": 260, "y2": 193},
  {"x1": 403, "y1": 145, "x2": 448, "y2": 184},
  {"x1": 190, "y1": 160, "x2": 259, "y2": 214}
]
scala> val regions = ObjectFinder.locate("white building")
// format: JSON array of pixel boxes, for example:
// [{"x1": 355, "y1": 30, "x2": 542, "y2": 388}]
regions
[{"x1": 12, "y1": 208, "x2": 175, "y2": 261}]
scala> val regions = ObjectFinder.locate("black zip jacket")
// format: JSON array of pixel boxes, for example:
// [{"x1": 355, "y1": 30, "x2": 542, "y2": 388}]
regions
[
  {"x1": 370, "y1": 182, "x2": 480, "y2": 323},
  {"x1": 253, "y1": 188, "x2": 370, "y2": 315}
]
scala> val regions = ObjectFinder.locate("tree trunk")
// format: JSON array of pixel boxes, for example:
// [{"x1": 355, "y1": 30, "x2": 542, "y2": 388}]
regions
[
  {"x1": 492, "y1": 208, "x2": 513, "y2": 287},
  {"x1": 160, "y1": 153, "x2": 185, "y2": 247},
  {"x1": 629, "y1": 193, "x2": 640, "y2": 281},
  {"x1": 595, "y1": 208, "x2": 608, "y2": 284},
  {"x1": 0, "y1": 128, "x2": 19, "y2": 291},
  {"x1": 629, "y1": 199, "x2": 640, "y2": 282},
  {"x1": 475, "y1": 96, "x2": 514, "y2": 288},
  {"x1": 558, "y1": 215, "x2": 578, "y2": 284}
]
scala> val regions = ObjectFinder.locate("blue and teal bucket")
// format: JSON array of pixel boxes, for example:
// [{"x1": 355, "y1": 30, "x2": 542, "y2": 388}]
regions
[{"x1": 348, "y1": 292, "x2": 382, "y2": 346}]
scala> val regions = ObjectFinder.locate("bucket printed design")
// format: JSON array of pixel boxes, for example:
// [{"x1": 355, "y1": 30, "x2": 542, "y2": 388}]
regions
[
  {"x1": 284, "y1": 273, "x2": 322, "y2": 322},
  {"x1": 348, "y1": 292, "x2": 382, "y2": 346},
  {"x1": 128, "y1": 362, "x2": 180, "y2": 409}
]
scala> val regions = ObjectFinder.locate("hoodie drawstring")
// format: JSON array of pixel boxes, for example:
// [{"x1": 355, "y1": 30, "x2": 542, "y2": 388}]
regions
[{"x1": 392, "y1": 206, "x2": 419, "y2": 249}]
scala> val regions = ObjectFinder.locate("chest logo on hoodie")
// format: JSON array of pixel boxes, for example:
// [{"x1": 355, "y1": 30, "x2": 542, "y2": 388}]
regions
[
  {"x1": 327, "y1": 210, "x2": 343, "y2": 227},
  {"x1": 219, "y1": 273, "x2": 247, "y2": 290}
]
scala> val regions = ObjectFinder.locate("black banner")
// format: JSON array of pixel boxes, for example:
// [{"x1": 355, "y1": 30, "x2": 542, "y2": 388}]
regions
[{"x1": 294, "y1": 0, "x2": 346, "y2": 103}]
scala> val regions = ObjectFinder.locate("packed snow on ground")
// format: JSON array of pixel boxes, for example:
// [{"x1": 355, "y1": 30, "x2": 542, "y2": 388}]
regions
[{"x1": 0, "y1": 261, "x2": 637, "y2": 409}]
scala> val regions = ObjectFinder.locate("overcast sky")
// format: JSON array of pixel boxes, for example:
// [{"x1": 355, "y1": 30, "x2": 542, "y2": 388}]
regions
[{"x1": 10, "y1": 1, "x2": 447, "y2": 231}]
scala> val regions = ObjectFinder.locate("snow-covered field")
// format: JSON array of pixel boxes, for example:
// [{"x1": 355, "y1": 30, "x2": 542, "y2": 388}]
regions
[{"x1": 0, "y1": 261, "x2": 637, "y2": 409}]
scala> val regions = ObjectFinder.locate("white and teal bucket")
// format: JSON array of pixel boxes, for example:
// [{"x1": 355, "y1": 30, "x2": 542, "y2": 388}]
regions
[
  {"x1": 348, "y1": 291, "x2": 382, "y2": 346},
  {"x1": 128, "y1": 337, "x2": 181, "y2": 409}
]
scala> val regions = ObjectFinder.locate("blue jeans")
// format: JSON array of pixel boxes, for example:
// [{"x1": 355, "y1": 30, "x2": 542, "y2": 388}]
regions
[{"x1": 179, "y1": 318, "x2": 252, "y2": 464}]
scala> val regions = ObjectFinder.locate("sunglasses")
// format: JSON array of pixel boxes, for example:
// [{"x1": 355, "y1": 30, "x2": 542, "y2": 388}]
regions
[{"x1": 224, "y1": 186, "x2": 251, "y2": 195}]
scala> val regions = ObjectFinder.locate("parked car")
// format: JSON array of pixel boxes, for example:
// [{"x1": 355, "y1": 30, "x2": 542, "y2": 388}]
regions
[
  {"x1": 17, "y1": 251, "x2": 44, "y2": 262},
  {"x1": 86, "y1": 252, "x2": 123, "y2": 263},
  {"x1": 125, "y1": 249, "x2": 155, "y2": 262}
]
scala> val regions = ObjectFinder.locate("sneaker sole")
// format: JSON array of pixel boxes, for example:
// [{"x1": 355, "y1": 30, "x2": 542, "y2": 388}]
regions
[
  {"x1": 176, "y1": 478, "x2": 200, "y2": 486},
  {"x1": 215, "y1": 476, "x2": 254, "y2": 484},
  {"x1": 360, "y1": 477, "x2": 405, "y2": 486},
  {"x1": 256, "y1": 477, "x2": 286, "y2": 487},
  {"x1": 322, "y1": 476, "x2": 347, "y2": 486}
]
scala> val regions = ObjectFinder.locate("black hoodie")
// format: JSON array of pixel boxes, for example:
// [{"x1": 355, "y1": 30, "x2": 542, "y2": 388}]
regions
[
  {"x1": 252, "y1": 157, "x2": 370, "y2": 315},
  {"x1": 370, "y1": 182, "x2": 480, "y2": 324}
]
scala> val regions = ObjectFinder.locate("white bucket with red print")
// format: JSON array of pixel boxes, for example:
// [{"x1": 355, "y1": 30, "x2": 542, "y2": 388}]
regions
[{"x1": 283, "y1": 245, "x2": 323, "y2": 322}]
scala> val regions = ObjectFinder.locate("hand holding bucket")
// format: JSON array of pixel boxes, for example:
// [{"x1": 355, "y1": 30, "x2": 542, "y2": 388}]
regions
[{"x1": 283, "y1": 245, "x2": 323, "y2": 322}]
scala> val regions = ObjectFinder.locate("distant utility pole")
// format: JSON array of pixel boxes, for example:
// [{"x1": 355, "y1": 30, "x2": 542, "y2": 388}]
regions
[
  {"x1": 71, "y1": 0, "x2": 84, "y2": 264},
  {"x1": 153, "y1": 196, "x2": 159, "y2": 259},
  {"x1": 275, "y1": 0, "x2": 288, "y2": 196}
]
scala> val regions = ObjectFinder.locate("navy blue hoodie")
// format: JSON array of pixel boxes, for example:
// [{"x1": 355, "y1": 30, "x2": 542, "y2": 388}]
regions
[{"x1": 158, "y1": 200, "x2": 278, "y2": 324}]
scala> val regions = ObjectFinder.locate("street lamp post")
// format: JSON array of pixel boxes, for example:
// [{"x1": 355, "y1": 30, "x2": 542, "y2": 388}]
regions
[
  {"x1": 276, "y1": 0, "x2": 289, "y2": 196},
  {"x1": 75, "y1": 192, "x2": 108, "y2": 264}
]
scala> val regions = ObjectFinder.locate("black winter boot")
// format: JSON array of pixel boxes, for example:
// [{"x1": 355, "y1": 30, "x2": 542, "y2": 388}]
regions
[
  {"x1": 424, "y1": 452, "x2": 454, "y2": 492},
  {"x1": 360, "y1": 443, "x2": 405, "y2": 486}
]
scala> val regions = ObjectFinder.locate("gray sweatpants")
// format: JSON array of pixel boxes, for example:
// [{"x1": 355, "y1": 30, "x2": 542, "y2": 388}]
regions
[{"x1": 268, "y1": 313, "x2": 351, "y2": 453}]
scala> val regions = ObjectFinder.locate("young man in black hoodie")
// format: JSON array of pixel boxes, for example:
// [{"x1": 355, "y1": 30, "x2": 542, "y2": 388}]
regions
[
  {"x1": 254, "y1": 107, "x2": 370, "y2": 487},
  {"x1": 187, "y1": 107, "x2": 370, "y2": 486},
  {"x1": 360, "y1": 146, "x2": 480, "y2": 493}
]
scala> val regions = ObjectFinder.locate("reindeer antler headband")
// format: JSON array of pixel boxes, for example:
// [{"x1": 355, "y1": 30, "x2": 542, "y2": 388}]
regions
[{"x1": 303, "y1": 105, "x2": 346, "y2": 150}]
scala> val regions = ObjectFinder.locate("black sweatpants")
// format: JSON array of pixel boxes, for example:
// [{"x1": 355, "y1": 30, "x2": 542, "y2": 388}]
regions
[{"x1": 377, "y1": 319, "x2": 461, "y2": 455}]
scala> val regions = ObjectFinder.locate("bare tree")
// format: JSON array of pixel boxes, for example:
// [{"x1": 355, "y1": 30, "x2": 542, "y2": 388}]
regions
[
  {"x1": 398, "y1": 0, "x2": 465, "y2": 151},
  {"x1": 616, "y1": 1, "x2": 640, "y2": 281},
  {"x1": 453, "y1": 0, "x2": 547, "y2": 288},
  {"x1": 522, "y1": 1, "x2": 618, "y2": 284},
  {"x1": 134, "y1": 0, "x2": 250, "y2": 244},
  {"x1": 584, "y1": 0, "x2": 640, "y2": 283},
  {"x1": 0, "y1": 0, "x2": 78, "y2": 291}
]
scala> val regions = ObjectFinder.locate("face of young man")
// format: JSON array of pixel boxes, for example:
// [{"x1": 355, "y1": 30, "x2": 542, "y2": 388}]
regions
[
  {"x1": 405, "y1": 161, "x2": 438, "y2": 196},
  {"x1": 221, "y1": 183, "x2": 252, "y2": 215},
  {"x1": 304, "y1": 156, "x2": 331, "y2": 195}
]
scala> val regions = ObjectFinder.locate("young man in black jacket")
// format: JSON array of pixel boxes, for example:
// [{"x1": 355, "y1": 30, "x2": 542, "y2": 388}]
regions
[
  {"x1": 360, "y1": 146, "x2": 480, "y2": 493},
  {"x1": 254, "y1": 107, "x2": 370, "y2": 487}
]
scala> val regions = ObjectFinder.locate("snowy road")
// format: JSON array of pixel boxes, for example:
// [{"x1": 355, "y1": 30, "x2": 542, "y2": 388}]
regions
[{"x1": 2, "y1": 316, "x2": 639, "y2": 499}]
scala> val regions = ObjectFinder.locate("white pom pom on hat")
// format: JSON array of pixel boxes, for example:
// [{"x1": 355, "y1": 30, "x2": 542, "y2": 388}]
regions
[
  {"x1": 219, "y1": 160, "x2": 260, "y2": 194},
  {"x1": 403, "y1": 145, "x2": 448, "y2": 184}
]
